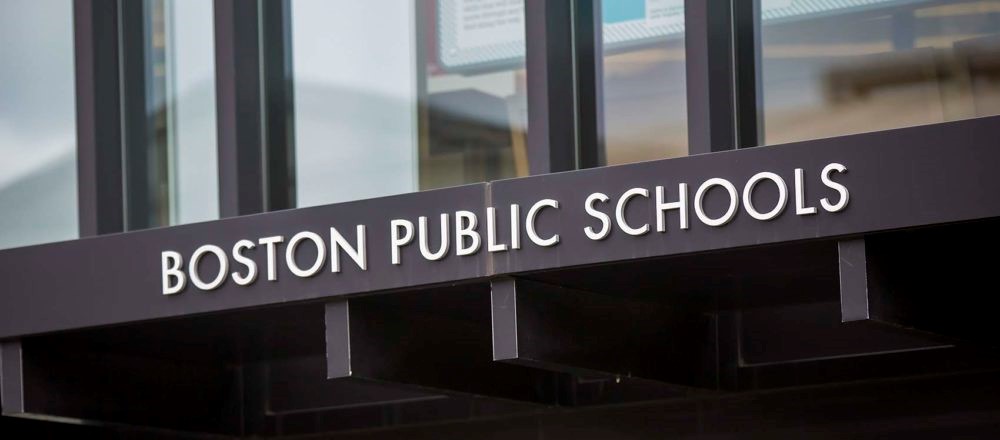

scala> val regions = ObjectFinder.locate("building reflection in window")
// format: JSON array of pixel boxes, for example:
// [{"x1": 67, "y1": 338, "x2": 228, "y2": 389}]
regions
[
  {"x1": 761, "y1": 0, "x2": 1000, "y2": 144},
  {"x1": 292, "y1": 0, "x2": 528, "y2": 208},
  {"x1": 141, "y1": 0, "x2": 219, "y2": 227},
  {"x1": 0, "y1": 0, "x2": 77, "y2": 249}
]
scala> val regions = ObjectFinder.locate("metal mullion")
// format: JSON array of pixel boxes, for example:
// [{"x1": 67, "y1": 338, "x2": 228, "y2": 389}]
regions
[
  {"x1": 684, "y1": 0, "x2": 738, "y2": 154},
  {"x1": 525, "y1": 0, "x2": 575, "y2": 174},
  {"x1": 525, "y1": 0, "x2": 604, "y2": 174},
  {"x1": 261, "y1": 0, "x2": 296, "y2": 211},
  {"x1": 74, "y1": 0, "x2": 125, "y2": 237},
  {"x1": 573, "y1": 0, "x2": 605, "y2": 169},
  {"x1": 120, "y1": 0, "x2": 163, "y2": 230},
  {"x1": 214, "y1": 0, "x2": 266, "y2": 217},
  {"x1": 734, "y1": 0, "x2": 764, "y2": 148}
]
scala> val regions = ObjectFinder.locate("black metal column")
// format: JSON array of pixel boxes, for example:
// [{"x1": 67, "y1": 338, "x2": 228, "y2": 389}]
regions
[
  {"x1": 573, "y1": 0, "x2": 605, "y2": 168},
  {"x1": 261, "y1": 0, "x2": 297, "y2": 211},
  {"x1": 0, "y1": 341, "x2": 23, "y2": 415},
  {"x1": 733, "y1": 0, "x2": 764, "y2": 147},
  {"x1": 525, "y1": 0, "x2": 604, "y2": 174},
  {"x1": 73, "y1": 0, "x2": 124, "y2": 237},
  {"x1": 215, "y1": 0, "x2": 266, "y2": 217},
  {"x1": 685, "y1": 0, "x2": 737, "y2": 154}
]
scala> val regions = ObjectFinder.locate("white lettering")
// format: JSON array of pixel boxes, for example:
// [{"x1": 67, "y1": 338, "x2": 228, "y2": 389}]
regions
[
  {"x1": 330, "y1": 225, "x2": 367, "y2": 272},
  {"x1": 584, "y1": 193, "x2": 611, "y2": 240},
  {"x1": 286, "y1": 231, "x2": 326, "y2": 278},
  {"x1": 161, "y1": 251, "x2": 186, "y2": 295},
  {"x1": 419, "y1": 214, "x2": 450, "y2": 260},
  {"x1": 486, "y1": 207, "x2": 507, "y2": 252},
  {"x1": 821, "y1": 163, "x2": 850, "y2": 212},
  {"x1": 189, "y1": 245, "x2": 228, "y2": 291},
  {"x1": 616, "y1": 188, "x2": 650, "y2": 236},
  {"x1": 390, "y1": 219, "x2": 414, "y2": 265},
  {"x1": 455, "y1": 211, "x2": 481, "y2": 256},
  {"x1": 258, "y1": 236, "x2": 284, "y2": 281},
  {"x1": 656, "y1": 183, "x2": 689, "y2": 232},
  {"x1": 794, "y1": 168, "x2": 817, "y2": 215},
  {"x1": 526, "y1": 199, "x2": 560, "y2": 247},
  {"x1": 510, "y1": 204, "x2": 521, "y2": 250},
  {"x1": 231, "y1": 240, "x2": 258, "y2": 286},
  {"x1": 743, "y1": 172, "x2": 788, "y2": 221},
  {"x1": 694, "y1": 178, "x2": 739, "y2": 227}
]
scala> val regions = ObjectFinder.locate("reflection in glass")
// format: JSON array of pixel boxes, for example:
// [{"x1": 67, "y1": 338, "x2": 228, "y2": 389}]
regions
[
  {"x1": 0, "y1": 0, "x2": 78, "y2": 249},
  {"x1": 292, "y1": 0, "x2": 528, "y2": 208},
  {"x1": 163, "y1": 0, "x2": 220, "y2": 225},
  {"x1": 761, "y1": 0, "x2": 1000, "y2": 144},
  {"x1": 138, "y1": 0, "x2": 219, "y2": 227},
  {"x1": 602, "y1": 0, "x2": 687, "y2": 165}
]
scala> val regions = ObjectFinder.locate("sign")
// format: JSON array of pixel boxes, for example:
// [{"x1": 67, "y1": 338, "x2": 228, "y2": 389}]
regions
[
  {"x1": 1, "y1": 115, "x2": 998, "y2": 339},
  {"x1": 160, "y1": 163, "x2": 850, "y2": 295}
]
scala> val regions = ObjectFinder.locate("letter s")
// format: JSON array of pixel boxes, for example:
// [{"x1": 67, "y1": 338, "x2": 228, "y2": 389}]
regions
[
  {"x1": 584, "y1": 193, "x2": 611, "y2": 240},
  {"x1": 820, "y1": 163, "x2": 849, "y2": 212}
]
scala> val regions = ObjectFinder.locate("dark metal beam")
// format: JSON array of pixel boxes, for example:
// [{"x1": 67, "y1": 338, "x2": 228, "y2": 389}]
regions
[
  {"x1": 0, "y1": 338, "x2": 241, "y2": 433},
  {"x1": 215, "y1": 0, "x2": 265, "y2": 217},
  {"x1": 685, "y1": 0, "x2": 737, "y2": 154},
  {"x1": 525, "y1": 0, "x2": 605, "y2": 173},
  {"x1": 2, "y1": 115, "x2": 1000, "y2": 338},
  {"x1": 0, "y1": 341, "x2": 23, "y2": 415},
  {"x1": 490, "y1": 277, "x2": 717, "y2": 388},
  {"x1": 73, "y1": 0, "x2": 124, "y2": 236},
  {"x1": 838, "y1": 238, "x2": 871, "y2": 322},
  {"x1": 325, "y1": 286, "x2": 564, "y2": 404},
  {"x1": 269, "y1": 356, "x2": 442, "y2": 415},
  {"x1": 839, "y1": 221, "x2": 1000, "y2": 347}
]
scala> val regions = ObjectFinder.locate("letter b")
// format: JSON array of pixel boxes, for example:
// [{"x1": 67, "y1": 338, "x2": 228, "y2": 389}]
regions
[{"x1": 162, "y1": 251, "x2": 186, "y2": 295}]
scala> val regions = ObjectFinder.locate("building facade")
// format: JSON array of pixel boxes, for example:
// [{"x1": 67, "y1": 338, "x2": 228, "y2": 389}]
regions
[{"x1": 1, "y1": 0, "x2": 1000, "y2": 437}]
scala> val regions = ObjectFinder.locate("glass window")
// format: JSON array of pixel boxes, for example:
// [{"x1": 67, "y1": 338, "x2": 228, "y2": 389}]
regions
[
  {"x1": 761, "y1": 0, "x2": 1000, "y2": 145},
  {"x1": 132, "y1": 0, "x2": 219, "y2": 228},
  {"x1": 292, "y1": 0, "x2": 528, "y2": 208},
  {"x1": 602, "y1": 0, "x2": 687, "y2": 165},
  {"x1": 163, "y1": 0, "x2": 220, "y2": 225},
  {"x1": 0, "y1": 0, "x2": 78, "y2": 249}
]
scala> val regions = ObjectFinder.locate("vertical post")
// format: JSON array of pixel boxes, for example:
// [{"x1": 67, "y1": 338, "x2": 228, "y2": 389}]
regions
[
  {"x1": 733, "y1": 0, "x2": 764, "y2": 148},
  {"x1": 0, "y1": 341, "x2": 23, "y2": 415},
  {"x1": 261, "y1": 0, "x2": 297, "y2": 211},
  {"x1": 839, "y1": 238, "x2": 871, "y2": 322},
  {"x1": 74, "y1": 0, "x2": 125, "y2": 237},
  {"x1": 525, "y1": 0, "x2": 604, "y2": 174},
  {"x1": 574, "y1": 0, "x2": 605, "y2": 169},
  {"x1": 525, "y1": 0, "x2": 576, "y2": 174},
  {"x1": 119, "y1": 0, "x2": 149, "y2": 230},
  {"x1": 685, "y1": 0, "x2": 737, "y2": 154},
  {"x1": 214, "y1": 0, "x2": 265, "y2": 217}
]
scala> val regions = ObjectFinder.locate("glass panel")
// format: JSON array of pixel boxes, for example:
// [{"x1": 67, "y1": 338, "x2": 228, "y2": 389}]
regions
[
  {"x1": 602, "y1": 0, "x2": 687, "y2": 165},
  {"x1": 138, "y1": 0, "x2": 219, "y2": 227},
  {"x1": 0, "y1": 0, "x2": 78, "y2": 249},
  {"x1": 164, "y1": 0, "x2": 220, "y2": 225},
  {"x1": 761, "y1": 0, "x2": 1000, "y2": 145},
  {"x1": 292, "y1": 0, "x2": 528, "y2": 208}
]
